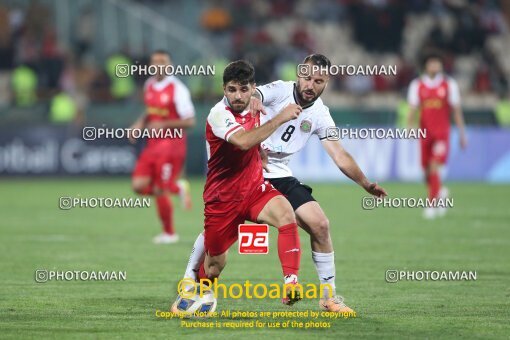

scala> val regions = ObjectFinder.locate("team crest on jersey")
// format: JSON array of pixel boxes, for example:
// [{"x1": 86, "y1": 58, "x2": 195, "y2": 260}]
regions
[
  {"x1": 225, "y1": 118, "x2": 234, "y2": 127},
  {"x1": 437, "y1": 86, "x2": 446, "y2": 98},
  {"x1": 300, "y1": 119, "x2": 312, "y2": 133}
]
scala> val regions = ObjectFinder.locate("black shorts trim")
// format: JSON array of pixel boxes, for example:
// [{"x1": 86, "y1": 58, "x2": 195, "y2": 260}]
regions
[{"x1": 266, "y1": 176, "x2": 315, "y2": 211}]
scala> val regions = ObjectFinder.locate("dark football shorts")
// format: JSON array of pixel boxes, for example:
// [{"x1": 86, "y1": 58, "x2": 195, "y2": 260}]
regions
[{"x1": 266, "y1": 176, "x2": 316, "y2": 211}]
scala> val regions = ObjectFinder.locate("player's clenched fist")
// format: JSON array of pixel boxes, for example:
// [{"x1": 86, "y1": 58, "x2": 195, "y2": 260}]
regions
[{"x1": 277, "y1": 104, "x2": 302, "y2": 123}]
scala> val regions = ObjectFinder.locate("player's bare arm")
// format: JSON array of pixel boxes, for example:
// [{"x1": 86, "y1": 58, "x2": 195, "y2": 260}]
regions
[
  {"x1": 407, "y1": 106, "x2": 418, "y2": 128},
  {"x1": 229, "y1": 104, "x2": 302, "y2": 150},
  {"x1": 452, "y1": 105, "x2": 467, "y2": 149},
  {"x1": 128, "y1": 113, "x2": 147, "y2": 144},
  {"x1": 321, "y1": 139, "x2": 387, "y2": 198}
]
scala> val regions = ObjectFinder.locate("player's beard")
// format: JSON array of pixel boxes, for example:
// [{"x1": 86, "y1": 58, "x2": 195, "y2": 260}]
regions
[
  {"x1": 227, "y1": 98, "x2": 249, "y2": 113},
  {"x1": 296, "y1": 84, "x2": 323, "y2": 105}
]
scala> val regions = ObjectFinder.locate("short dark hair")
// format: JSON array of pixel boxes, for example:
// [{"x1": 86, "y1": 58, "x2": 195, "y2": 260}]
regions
[
  {"x1": 303, "y1": 54, "x2": 331, "y2": 68},
  {"x1": 223, "y1": 60, "x2": 255, "y2": 85},
  {"x1": 421, "y1": 51, "x2": 443, "y2": 68},
  {"x1": 151, "y1": 49, "x2": 171, "y2": 58}
]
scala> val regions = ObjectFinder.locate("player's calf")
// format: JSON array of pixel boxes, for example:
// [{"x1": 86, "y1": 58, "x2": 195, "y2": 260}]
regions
[
  {"x1": 256, "y1": 195, "x2": 302, "y2": 304},
  {"x1": 306, "y1": 216, "x2": 331, "y2": 250}
]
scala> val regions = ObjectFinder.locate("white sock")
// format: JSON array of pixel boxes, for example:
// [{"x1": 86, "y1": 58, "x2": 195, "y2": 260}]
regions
[
  {"x1": 284, "y1": 274, "x2": 298, "y2": 284},
  {"x1": 312, "y1": 251, "x2": 336, "y2": 299},
  {"x1": 183, "y1": 232, "x2": 205, "y2": 280}
]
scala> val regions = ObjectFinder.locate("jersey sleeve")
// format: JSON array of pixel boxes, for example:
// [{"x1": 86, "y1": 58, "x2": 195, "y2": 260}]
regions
[
  {"x1": 256, "y1": 80, "x2": 289, "y2": 106},
  {"x1": 174, "y1": 81, "x2": 195, "y2": 119},
  {"x1": 313, "y1": 107, "x2": 337, "y2": 140},
  {"x1": 407, "y1": 79, "x2": 420, "y2": 107},
  {"x1": 207, "y1": 109, "x2": 244, "y2": 141},
  {"x1": 447, "y1": 77, "x2": 461, "y2": 107}
]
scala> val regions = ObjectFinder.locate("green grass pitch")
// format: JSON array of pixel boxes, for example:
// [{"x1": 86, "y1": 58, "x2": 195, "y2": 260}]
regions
[{"x1": 0, "y1": 178, "x2": 509, "y2": 339}]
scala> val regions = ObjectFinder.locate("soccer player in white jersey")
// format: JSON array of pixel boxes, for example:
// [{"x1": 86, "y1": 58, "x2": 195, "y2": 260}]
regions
[{"x1": 180, "y1": 54, "x2": 387, "y2": 313}]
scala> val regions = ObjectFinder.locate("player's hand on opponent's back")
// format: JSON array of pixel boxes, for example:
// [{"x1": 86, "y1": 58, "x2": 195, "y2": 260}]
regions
[
  {"x1": 277, "y1": 104, "x2": 302, "y2": 123},
  {"x1": 249, "y1": 96, "x2": 266, "y2": 115},
  {"x1": 364, "y1": 182, "x2": 388, "y2": 198},
  {"x1": 259, "y1": 147, "x2": 270, "y2": 172}
]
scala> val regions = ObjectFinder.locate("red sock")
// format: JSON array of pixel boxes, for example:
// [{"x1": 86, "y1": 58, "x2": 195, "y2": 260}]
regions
[
  {"x1": 277, "y1": 223, "x2": 301, "y2": 276},
  {"x1": 198, "y1": 262, "x2": 207, "y2": 280},
  {"x1": 156, "y1": 195, "x2": 174, "y2": 235},
  {"x1": 427, "y1": 172, "x2": 441, "y2": 200}
]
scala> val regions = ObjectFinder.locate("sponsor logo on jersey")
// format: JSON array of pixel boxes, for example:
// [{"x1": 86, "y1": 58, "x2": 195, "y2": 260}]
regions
[
  {"x1": 423, "y1": 98, "x2": 444, "y2": 109},
  {"x1": 147, "y1": 106, "x2": 169, "y2": 116},
  {"x1": 300, "y1": 119, "x2": 312, "y2": 133}
]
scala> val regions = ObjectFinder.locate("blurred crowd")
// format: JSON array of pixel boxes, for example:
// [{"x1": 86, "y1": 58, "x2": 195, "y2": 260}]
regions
[
  {"x1": 0, "y1": 0, "x2": 509, "y2": 125},
  {"x1": 200, "y1": 0, "x2": 509, "y2": 96}
]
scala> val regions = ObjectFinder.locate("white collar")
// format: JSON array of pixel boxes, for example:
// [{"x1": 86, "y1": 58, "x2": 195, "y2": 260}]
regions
[
  {"x1": 421, "y1": 73, "x2": 444, "y2": 88},
  {"x1": 151, "y1": 76, "x2": 174, "y2": 91}
]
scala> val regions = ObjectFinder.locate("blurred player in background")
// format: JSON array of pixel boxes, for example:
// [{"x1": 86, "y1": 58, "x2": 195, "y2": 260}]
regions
[
  {"x1": 407, "y1": 52, "x2": 467, "y2": 220},
  {"x1": 172, "y1": 60, "x2": 304, "y2": 312},
  {"x1": 130, "y1": 50, "x2": 195, "y2": 244},
  {"x1": 181, "y1": 54, "x2": 387, "y2": 313}
]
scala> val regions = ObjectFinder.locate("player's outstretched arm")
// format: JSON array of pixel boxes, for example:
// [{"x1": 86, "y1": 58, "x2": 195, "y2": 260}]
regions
[
  {"x1": 229, "y1": 104, "x2": 302, "y2": 150},
  {"x1": 321, "y1": 139, "x2": 388, "y2": 198}
]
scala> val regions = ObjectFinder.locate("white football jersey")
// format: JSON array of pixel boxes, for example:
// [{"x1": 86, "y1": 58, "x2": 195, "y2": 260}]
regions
[{"x1": 257, "y1": 80, "x2": 336, "y2": 178}]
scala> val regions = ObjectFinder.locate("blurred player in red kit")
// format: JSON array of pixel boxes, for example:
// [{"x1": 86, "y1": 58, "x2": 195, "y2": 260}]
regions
[
  {"x1": 172, "y1": 60, "x2": 304, "y2": 311},
  {"x1": 130, "y1": 50, "x2": 195, "y2": 243},
  {"x1": 408, "y1": 52, "x2": 467, "y2": 219}
]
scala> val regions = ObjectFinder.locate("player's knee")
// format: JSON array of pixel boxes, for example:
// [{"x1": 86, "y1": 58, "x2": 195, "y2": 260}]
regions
[
  {"x1": 159, "y1": 190, "x2": 172, "y2": 198},
  {"x1": 429, "y1": 161, "x2": 440, "y2": 173},
  {"x1": 277, "y1": 207, "x2": 296, "y2": 226},
  {"x1": 132, "y1": 182, "x2": 145, "y2": 194},
  {"x1": 312, "y1": 217, "x2": 330, "y2": 242}
]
